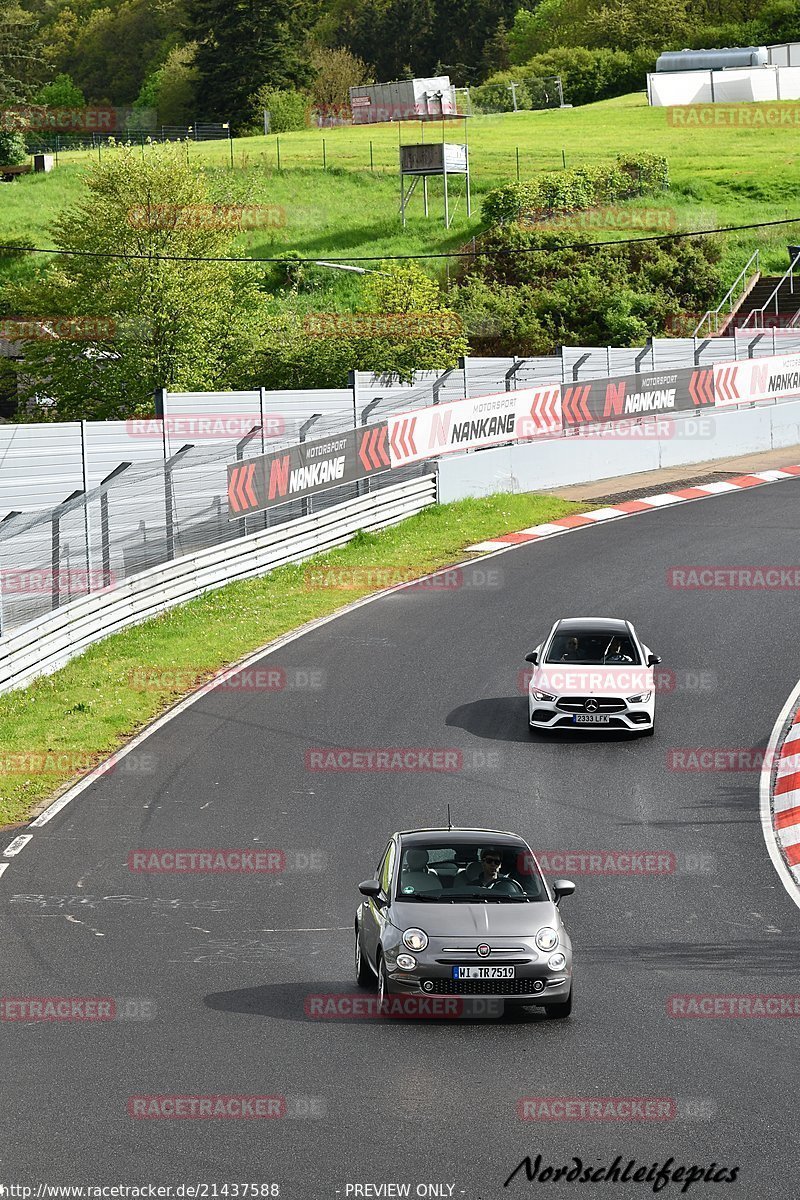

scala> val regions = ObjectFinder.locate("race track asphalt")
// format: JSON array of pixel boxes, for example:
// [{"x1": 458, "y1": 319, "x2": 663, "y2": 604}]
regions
[{"x1": 2, "y1": 479, "x2": 800, "y2": 1199}]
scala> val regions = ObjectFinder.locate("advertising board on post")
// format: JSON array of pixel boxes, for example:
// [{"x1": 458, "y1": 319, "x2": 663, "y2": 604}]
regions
[
  {"x1": 714, "y1": 352, "x2": 800, "y2": 407},
  {"x1": 561, "y1": 366, "x2": 714, "y2": 427},
  {"x1": 228, "y1": 424, "x2": 391, "y2": 518},
  {"x1": 385, "y1": 387, "x2": 562, "y2": 468}
]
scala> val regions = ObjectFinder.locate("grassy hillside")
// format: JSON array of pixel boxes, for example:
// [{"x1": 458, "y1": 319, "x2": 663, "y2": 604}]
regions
[{"x1": 3, "y1": 93, "x2": 800, "y2": 301}]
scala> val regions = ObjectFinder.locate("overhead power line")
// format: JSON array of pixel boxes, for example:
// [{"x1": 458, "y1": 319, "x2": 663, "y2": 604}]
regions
[{"x1": 2, "y1": 215, "x2": 800, "y2": 266}]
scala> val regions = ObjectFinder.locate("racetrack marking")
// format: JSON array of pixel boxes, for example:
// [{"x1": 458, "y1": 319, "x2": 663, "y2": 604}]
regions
[
  {"x1": 760, "y1": 684, "x2": 800, "y2": 913},
  {"x1": 0, "y1": 863, "x2": 9, "y2": 879},
  {"x1": 466, "y1": 467, "x2": 800, "y2": 552},
  {"x1": 3, "y1": 834, "x2": 32, "y2": 856}
]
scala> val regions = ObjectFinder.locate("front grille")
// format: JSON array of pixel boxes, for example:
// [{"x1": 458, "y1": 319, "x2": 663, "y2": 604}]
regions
[
  {"x1": 557, "y1": 697, "x2": 627, "y2": 712},
  {"x1": 556, "y1": 716, "x2": 627, "y2": 728},
  {"x1": 436, "y1": 958, "x2": 530, "y2": 966},
  {"x1": 422, "y1": 978, "x2": 546, "y2": 996}
]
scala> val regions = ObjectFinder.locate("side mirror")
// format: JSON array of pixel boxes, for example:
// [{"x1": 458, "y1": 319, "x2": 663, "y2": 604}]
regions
[
  {"x1": 552, "y1": 878, "x2": 575, "y2": 904},
  {"x1": 525, "y1": 651, "x2": 539, "y2": 664},
  {"x1": 358, "y1": 879, "x2": 382, "y2": 899},
  {"x1": 647, "y1": 654, "x2": 662, "y2": 666}
]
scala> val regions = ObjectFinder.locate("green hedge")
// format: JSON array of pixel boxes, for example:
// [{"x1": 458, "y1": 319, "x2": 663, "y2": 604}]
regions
[{"x1": 482, "y1": 154, "x2": 669, "y2": 225}]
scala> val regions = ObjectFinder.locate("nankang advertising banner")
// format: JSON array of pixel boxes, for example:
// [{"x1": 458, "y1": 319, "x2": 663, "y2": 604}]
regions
[
  {"x1": 227, "y1": 423, "x2": 391, "y2": 517},
  {"x1": 714, "y1": 352, "x2": 800, "y2": 407},
  {"x1": 385, "y1": 386, "x2": 562, "y2": 467},
  {"x1": 561, "y1": 366, "x2": 714, "y2": 428}
]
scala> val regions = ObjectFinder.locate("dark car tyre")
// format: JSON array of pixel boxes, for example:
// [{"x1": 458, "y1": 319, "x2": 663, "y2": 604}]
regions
[
  {"x1": 376, "y1": 951, "x2": 391, "y2": 1005},
  {"x1": 543, "y1": 985, "x2": 573, "y2": 1019},
  {"x1": 355, "y1": 924, "x2": 375, "y2": 989}
]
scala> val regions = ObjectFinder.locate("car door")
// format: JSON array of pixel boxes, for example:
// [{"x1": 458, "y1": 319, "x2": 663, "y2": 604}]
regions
[{"x1": 362, "y1": 838, "x2": 395, "y2": 969}]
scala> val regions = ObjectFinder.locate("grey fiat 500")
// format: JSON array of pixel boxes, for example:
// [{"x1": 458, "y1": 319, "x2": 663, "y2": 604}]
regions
[{"x1": 355, "y1": 827, "x2": 575, "y2": 1017}]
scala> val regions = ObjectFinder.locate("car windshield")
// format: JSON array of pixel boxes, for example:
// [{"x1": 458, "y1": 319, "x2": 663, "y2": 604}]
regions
[
  {"x1": 395, "y1": 841, "x2": 547, "y2": 902},
  {"x1": 545, "y1": 630, "x2": 640, "y2": 665}
]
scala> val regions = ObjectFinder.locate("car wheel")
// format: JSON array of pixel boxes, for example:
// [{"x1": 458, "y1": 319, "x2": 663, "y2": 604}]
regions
[
  {"x1": 355, "y1": 924, "x2": 375, "y2": 989},
  {"x1": 376, "y1": 951, "x2": 391, "y2": 1007},
  {"x1": 543, "y1": 985, "x2": 573, "y2": 1019}
]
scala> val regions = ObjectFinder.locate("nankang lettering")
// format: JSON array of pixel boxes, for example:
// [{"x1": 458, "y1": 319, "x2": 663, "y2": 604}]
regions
[
  {"x1": 767, "y1": 372, "x2": 800, "y2": 393},
  {"x1": 450, "y1": 413, "x2": 516, "y2": 443},
  {"x1": 289, "y1": 456, "x2": 346, "y2": 493},
  {"x1": 624, "y1": 389, "x2": 676, "y2": 414}
]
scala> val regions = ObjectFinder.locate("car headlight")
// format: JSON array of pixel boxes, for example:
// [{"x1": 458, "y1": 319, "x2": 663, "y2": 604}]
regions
[
  {"x1": 627, "y1": 692, "x2": 652, "y2": 704},
  {"x1": 402, "y1": 928, "x2": 428, "y2": 952},
  {"x1": 535, "y1": 926, "x2": 559, "y2": 951},
  {"x1": 532, "y1": 690, "x2": 555, "y2": 701},
  {"x1": 396, "y1": 954, "x2": 417, "y2": 971},
  {"x1": 548, "y1": 951, "x2": 567, "y2": 971}
]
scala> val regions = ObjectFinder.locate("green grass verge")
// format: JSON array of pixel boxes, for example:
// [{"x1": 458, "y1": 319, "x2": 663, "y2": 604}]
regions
[
  {"x1": 0, "y1": 489, "x2": 582, "y2": 826},
  {"x1": 5, "y1": 93, "x2": 800, "y2": 299}
]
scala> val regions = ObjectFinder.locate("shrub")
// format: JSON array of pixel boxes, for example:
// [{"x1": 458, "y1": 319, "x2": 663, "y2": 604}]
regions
[
  {"x1": 517, "y1": 46, "x2": 656, "y2": 105},
  {"x1": 251, "y1": 86, "x2": 310, "y2": 132},
  {"x1": 481, "y1": 155, "x2": 669, "y2": 225},
  {"x1": 471, "y1": 75, "x2": 534, "y2": 113},
  {"x1": 0, "y1": 131, "x2": 28, "y2": 166}
]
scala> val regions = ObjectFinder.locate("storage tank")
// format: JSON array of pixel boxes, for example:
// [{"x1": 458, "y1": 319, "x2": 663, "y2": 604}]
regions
[{"x1": 656, "y1": 46, "x2": 768, "y2": 72}]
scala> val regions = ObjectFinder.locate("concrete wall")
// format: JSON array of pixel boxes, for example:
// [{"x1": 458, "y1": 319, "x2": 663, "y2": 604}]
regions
[{"x1": 436, "y1": 401, "x2": 800, "y2": 501}]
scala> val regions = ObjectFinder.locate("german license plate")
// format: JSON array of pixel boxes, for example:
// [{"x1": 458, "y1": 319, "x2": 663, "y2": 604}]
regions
[
  {"x1": 573, "y1": 713, "x2": 611, "y2": 724},
  {"x1": 452, "y1": 966, "x2": 515, "y2": 979}
]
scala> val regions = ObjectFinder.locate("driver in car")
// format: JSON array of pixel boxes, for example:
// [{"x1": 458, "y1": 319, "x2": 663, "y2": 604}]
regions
[
  {"x1": 605, "y1": 638, "x2": 633, "y2": 664},
  {"x1": 475, "y1": 847, "x2": 505, "y2": 887}
]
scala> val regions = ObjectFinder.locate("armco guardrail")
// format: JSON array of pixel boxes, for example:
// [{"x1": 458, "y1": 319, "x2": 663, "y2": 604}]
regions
[{"x1": 0, "y1": 474, "x2": 436, "y2": 695}]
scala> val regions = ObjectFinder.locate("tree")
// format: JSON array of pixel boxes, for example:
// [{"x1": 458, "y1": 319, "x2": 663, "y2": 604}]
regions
[
  {"x1": 6, "y1": 143, "x2": 266, "y2": 420},
  {"x1": 34, "y1": 71, "x2": 84, "y2": 107},
  {"x1": 133, "y1": 42, "x2": 198, "y2": 124},
  {"x1": 257, "y1": 263, "x2": 468, "y2": 388},
  {"x1": 310, "y1": 46, "x2": 368, "y2": 117},
  {"x1": 0, "y1": 4, "x2": 46, "y2": 103},
  {"x1": 54, "y1": 0, "x2": 187, "y2": 105},
  {"x1": 188, "y1": 0, "x2": 313, "y2": 128}
]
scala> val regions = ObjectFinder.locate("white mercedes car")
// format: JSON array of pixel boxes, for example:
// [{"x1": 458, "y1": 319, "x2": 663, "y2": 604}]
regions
[{"x1": 525, "y1": 617, "x2": 661, "y2": 736}]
